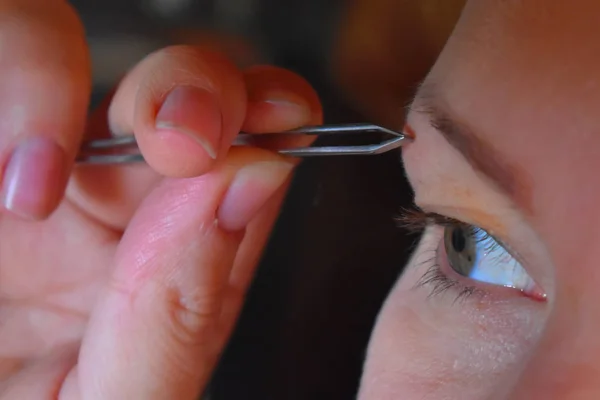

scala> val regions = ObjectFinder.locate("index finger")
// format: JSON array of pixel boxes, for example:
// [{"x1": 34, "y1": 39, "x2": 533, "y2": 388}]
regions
[
  {"x1": 0, "y1": 0, "x2": 90, "y2": 220},
  {"x1": 106, "y1": 46, "x2": 322, "y2": 178}
]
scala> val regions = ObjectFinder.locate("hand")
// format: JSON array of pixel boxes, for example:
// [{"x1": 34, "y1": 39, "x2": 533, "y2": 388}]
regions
[{"x1": 0, "y1": 1, "x2": 322, "y2": 398}]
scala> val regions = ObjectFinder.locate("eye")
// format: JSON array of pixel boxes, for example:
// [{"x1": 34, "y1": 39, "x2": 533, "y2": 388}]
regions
[
  {"x1": 397, "y1": 208, "x2": 546, "y2": 301},
  {"x1": 441, "y1": 224, "x2": 544, "y2": 298}
]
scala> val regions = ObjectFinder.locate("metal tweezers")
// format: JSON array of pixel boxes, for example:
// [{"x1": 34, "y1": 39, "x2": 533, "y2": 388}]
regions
[{"x1": 76, "y1": 123, "x2": 408, "y2": 165}]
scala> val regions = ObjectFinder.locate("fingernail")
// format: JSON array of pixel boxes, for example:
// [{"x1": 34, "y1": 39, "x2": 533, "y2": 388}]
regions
[
  {"x1": 217, "y1": 161, "x2": 294, "y2": 231},
  {"x1": 156, "y1": 86, "x2": 222, "y2": 159},
  {"x1": 1, "y1": 137, "x2": 68, "y2": 219}
]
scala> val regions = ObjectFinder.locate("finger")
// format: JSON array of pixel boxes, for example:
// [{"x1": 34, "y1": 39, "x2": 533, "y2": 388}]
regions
[
  {"x1": 0, "y1": 0, "x2": 90, "y2": 220},
  {"x1": 68, "y1": 58, "x2": 321, "y2": 231},
  {"x1": 241, "y1": 65, "x2": 323, "y2": 152},
  {"x1": 67, "y1": 91, "x2": 162, "y2": 231},
  {"x1": 64, "y1": 147, "x2": 297, "y2": 399},
  {"x1": 242, "y1": 65, "x2": 322, "y2": 133},
  {"x1": 108, "y1": 45, "x2": 247, "y2": 178},
  {"x1": 0, "y1": 344, "x2": 77, "y2": 399},
  {"x1": 209, "y1": 180, "x2": 290, "y2": 356}
]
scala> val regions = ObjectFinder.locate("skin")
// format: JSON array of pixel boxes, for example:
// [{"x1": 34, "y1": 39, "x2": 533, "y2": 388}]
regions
[
  {"x1": 349, "y1": 0, "x2": 600, "y2": 398},
  {"x1": 0, "y1": 0, "x2": 322, "y2": 398}
]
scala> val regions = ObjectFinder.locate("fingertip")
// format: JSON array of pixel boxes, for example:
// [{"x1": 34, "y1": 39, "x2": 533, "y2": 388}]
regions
[
  {"x1": 111, "y1": 45, "x2": 248, "y2": 178},
  {"x1": 217, "y1": 158, "x2": 294, "y2": 231},
  {"x1": 0, "y1": 1, "x2": 91, "y2": 220},
  {"x1": 242, "y1": 65, "x2": 322, "y2": 133},
  {"x1": 1, "y1": 137, "x2": 69, "y2": 220},
  {"x1": 139, "y1": 85, "x2": 223, "y2": 177},
  {"x1": 243, "y1": 93, "x2": 313, "y2": 133}
]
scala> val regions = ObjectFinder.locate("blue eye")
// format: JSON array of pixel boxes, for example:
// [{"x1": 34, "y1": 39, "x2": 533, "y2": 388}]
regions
[{"x1": 443, "y1": 225, "x2": 539, "y2": 294}]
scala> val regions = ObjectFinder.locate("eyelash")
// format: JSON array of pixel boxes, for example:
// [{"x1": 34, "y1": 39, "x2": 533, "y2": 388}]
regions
[{"x1": 396, "y1": 208, "x2": 494, "y2": 302}]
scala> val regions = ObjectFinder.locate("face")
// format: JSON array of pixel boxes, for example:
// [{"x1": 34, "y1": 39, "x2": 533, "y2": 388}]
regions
[{"x1": 359, "y1": 0, "x2": 600, "y2": 398}]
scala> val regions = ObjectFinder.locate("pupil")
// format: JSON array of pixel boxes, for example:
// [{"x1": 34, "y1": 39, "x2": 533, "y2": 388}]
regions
[{"x1": 451, "y1": 228, "x2": 466, "y2": 252}]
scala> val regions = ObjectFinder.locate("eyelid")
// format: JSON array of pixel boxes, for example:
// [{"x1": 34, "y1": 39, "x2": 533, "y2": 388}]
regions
[
  {"x1": 398, "y1": 207, "x2": 528, "y2": 269},
  {"x1": 408, "y1": 95, "x2": 533, "y2": 214},
  {"x1": 402, "y1": 112, "x2": 520, "y2": 234},
  {"x1": 397, "y1": 207, "x2": 462, "y2": 230},
  {"x1": 400, "y1": 118, "x2": 553, "y2": 296}
]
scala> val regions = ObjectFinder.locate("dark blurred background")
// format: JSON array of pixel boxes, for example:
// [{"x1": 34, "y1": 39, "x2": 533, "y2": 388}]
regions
[{"x1": 70, "y1": 0, "x2": 416, "y2": 398}]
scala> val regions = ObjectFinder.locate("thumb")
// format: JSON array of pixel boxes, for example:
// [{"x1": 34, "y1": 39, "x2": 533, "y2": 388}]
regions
[{"x1": 60, "y1": 147, "x2": 295, "y2": 399}]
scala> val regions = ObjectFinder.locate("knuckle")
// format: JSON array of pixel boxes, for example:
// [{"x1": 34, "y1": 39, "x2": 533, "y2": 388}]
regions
[
  {"x1": 107, "y1": 274, "x2": 223, "y2": 349},
  {"x1": 162, "y1": 284, "x2": 222, "y2": 349},
  {"x1": 106, "y1": 276, "x2": 216, "y2": 380}
]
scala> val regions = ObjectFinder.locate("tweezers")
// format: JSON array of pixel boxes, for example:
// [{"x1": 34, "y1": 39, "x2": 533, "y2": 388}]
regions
[{"x1": 76, "y1": 123, "x2": 408, "y2": 165}]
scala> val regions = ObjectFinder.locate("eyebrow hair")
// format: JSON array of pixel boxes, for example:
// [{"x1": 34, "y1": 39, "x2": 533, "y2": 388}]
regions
[{"x1": 410, "y1": 85, "x2": 533, "y2": 213}]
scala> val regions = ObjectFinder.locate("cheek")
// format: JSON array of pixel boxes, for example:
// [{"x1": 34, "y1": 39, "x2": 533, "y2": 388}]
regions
[{"x1": 358, "y1": 265, "x2": 544, "y2": 400}]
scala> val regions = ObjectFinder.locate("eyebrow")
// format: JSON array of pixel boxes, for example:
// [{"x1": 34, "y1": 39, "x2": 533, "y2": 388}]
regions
[{"x1": 410, "y1": 86, "x2": 533, "y2": 213}]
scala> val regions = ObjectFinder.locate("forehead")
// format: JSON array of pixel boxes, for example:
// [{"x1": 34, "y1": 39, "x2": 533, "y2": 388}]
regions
[
  {"x1": 432, "y1": 0, "x2": 600, "y2": 121},
  {"x1": 417, "y1": 0, "x2": 600, "y2": 266}
]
